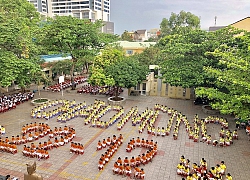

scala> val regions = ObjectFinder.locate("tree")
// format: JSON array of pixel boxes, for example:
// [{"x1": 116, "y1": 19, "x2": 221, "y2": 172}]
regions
[
  {"x1": 158, "y1": 27, "x2": 243, "y2": 88},
  {"x1": 196, "y1": 33, "x2": 250, "y2": 119},
  {"x1": 89, "y1": 45, "x2": 148, "y2": 99},
  {"x1": 39, "y1": 16, "x2": 105, "y2": 89},
  {"x1": 159, "y1": 10, "x2": 200, "y2": 38},
  {"x1": 133, "y1": 46, "x2": 163, "y2": 66},
  {"x1": 0, "y1": 0, "x2": 42, "y2": 91},
  {"x1": 121, "y1": 30, "x2": 133, "y2": 41}
]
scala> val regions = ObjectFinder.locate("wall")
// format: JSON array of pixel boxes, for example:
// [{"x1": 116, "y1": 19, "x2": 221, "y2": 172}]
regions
[{"x1": 232, "y1": 18, "x2": 250, "y2": 32}]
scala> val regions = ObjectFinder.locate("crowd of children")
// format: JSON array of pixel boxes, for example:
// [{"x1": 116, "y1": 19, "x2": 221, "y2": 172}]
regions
[
  {"x1": 0, "y1": 92, "x2": 34, "y2": 113},
  {"x1": 9, "y1": 123, "x2": 75, "y2": 160},
  {"x1": 139, "y1": 104, "x2": 238, "y2": 149},
  {"x1": 0, "y1": 140, "x2": 17, "y2": 154},
  {"x1": 83, "y1": 100, "x2": 107, "y2": 125},
  {"x1": 177, "y1": 156, "x2": 232, "y2": 180},
  {"x1": 77, "y1": 85, "x2": 123, "y2": 96},
  {"x1": 30, "y1": 99, "x2": 87, "y2": 122},
  {"x1": 70, "y1": 142, "x2": 84, "y2": 155},
  {"x1": 117, "y1": 107, "x2": 138, "y2": 130},
  {"x1": 113, "y1": 137, "x2": 158, "y2": 179},
  {"x1": 98, "y1": 134, "x2": 123, "y2": 171},
  {"x1": 47, "y1": 76, "x2": 87, "y2": 92}
]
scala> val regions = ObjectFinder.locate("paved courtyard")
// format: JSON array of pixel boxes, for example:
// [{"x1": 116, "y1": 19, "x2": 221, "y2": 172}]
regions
[{"x1": 0, "y1": 88, "x2": 249, "y2": 180}]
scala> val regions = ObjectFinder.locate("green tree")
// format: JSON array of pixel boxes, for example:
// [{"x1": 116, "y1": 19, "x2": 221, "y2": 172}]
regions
[
  {"x1": 196, "y1": 33, "x2": 250, "y2": 119},
  {"x1": 39, "y1": 16, "x2": 104, "y2": 89},
  {"x1": 89, "y1": 45, "x2": 148, "y2": 98},
  {"x1": 158, "y1": 27, "x2": 243, "y2": 88},
  {"x1": 133, "y1": 46, "x2": 163, "y2": 66},
  {"x1": 121, "y1": 30, "x2": 133, "y2": 41},
  {"x1": 159, "y1": 10, "x2": 200, "y2": 38},
  {"x1": 0, "y1": 0, "x2": 42, "y2": 91}
]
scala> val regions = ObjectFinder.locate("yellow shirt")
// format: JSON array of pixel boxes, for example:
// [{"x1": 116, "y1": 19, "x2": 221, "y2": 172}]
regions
[
  {"x1": 220, "y1": 164, "x2": 226, "y2": 170},
  {"x1": 226, "y1": 175, "x2": 233, "y2": 180}
]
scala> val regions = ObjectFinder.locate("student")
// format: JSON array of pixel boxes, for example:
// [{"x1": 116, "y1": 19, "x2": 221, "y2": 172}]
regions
[
  {"x1": 123, "y1": 157, "x2": 129, "y2": 166},
  {"x1": 212, "y1": 140, "x2": 218, "y2": 147},
  {"x1": 140, "y1": 168, "x2": 145, "y2": 179},
  {"x1": 136, "y1": 137, "x2": 141, "y2": 147},
  {"x1": 225, "y1": 173, "x2": 233, "y2": 180},
  {"x1": 27, "y1": 132, "x2": 33, "y2": 142},
  {"x1": 141, "y1": 138, "x2": 146, "y2": 147},
  {"x1": 97, "y1": 140, "x2": 102, "y2": 151},
  {"x1": 177, "y1": 163, "x2": 184, "y2": 175},
  {"x1": 124, "y1": 164, "x2": 132, "y2": 177},
  {"x1": 220, "y1": 161, "x2": 226, "y2": 175},
  {"x1": 232, "y1": 130, "x2": 238, "y2": 140},
  {"x1": 136, "y1": 155, "x2": 141, "y2": 166},
  {"x1": 102, "y1": 139, "x2": 106, "y2": 148},
  {"x1": 161, "y1": 127, "x2": 166, "y2": 137},
  {"x1": 130, "y1": 156, "x2": 136, "y2": 168},
  {"x1": 112, "y1": 162, "x2": 119, "y2": 174}
]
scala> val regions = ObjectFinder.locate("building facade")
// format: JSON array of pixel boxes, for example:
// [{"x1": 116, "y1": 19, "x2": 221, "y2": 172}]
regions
[
  {"x1": 27, "y1": 0, "x2": 48, "y2": 16},
  {"x1": 116, "y1": 41, "x2": 156, "y2": 56},
  {"x1": 28, "y1": 0, "x2": 114, "y2": 33}
]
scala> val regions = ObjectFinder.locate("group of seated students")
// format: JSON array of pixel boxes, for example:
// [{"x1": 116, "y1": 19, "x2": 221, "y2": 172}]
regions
[
  {"x1": 97, "y1": 135, "x2": 123, "y2": 171},
  {"x1": 70, "y1": 142, "x2": 84, "y2": 155},
  {"x1": 0, "y1": 92, "x2": 34, "y2": 113},
  {"x1": 77, "y1": 84, "x2": 123, "y2": 96},
  {"x1": 31, "y1": 99, "x2": 87, "y2": 121},
  {"x1": 150, "y1": 104, "x2": 237, "y2": 148},
  {"x1": 0, "y1": 140, "x2": 17, "y2": 154},
  {"x1": 177, "y1": 156, "x2": 232, "y2": 180},
  {"x1": 47, "y1": 76, "x2": 87, "y2": 92},
  {"x1": 137, "y1": 109, "x2": 158, "y2": 134},
  {"x1": 113, "y1": 137, "x2": 158, "y2": 179},
  {"x1": 91, "y1": 106, "x2": 124, "y2": 129},
  {"x1": 211, "y1": 129, "x2": 238, "y2": 147},
  {"x1": 83, "y1": 101, "x2": 126, "y2": 129},
  {"x1": 117, "y1": 107, "x2": 138, "y2": 131},
  {"x1": 22, "y1": 125, "x2": 76, "y2": 160}
]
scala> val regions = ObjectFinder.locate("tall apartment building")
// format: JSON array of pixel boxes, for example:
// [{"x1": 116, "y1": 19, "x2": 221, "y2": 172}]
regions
[
  {"x1": 28, "y1": 0, "x2": 114, "y2": 34},
  {"x1": 27, "y1": 0, "x2": 48, "y2": 16}
]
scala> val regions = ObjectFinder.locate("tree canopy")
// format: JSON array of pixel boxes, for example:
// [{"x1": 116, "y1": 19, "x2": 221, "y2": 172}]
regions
[
  {"x1": 39, "y1": 16, "x2": 119, "y2": 88},
  {"x1": 196, "y1": 32, "x2": 250, "y2": 119},
  {"x1": 89, "y1": 45, "x2": 148, "y2": 97},
  {"x1": 0, "y1": 0, "x2": 43, "y2": 90},
  {"x1": 159, "y1": 10, "x2": 200, "y2": 38},
  {"x1": 121, "y1": 30, "x2": 133, "y2": 41},
  {"x1": 158, "y1": 27, "x2": 243, "y2": 88}
]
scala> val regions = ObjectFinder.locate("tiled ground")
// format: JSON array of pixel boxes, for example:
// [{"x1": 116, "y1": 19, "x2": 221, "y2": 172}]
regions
[{"x1": 0, "y1": 88, "x2": 250, "y2": 180}]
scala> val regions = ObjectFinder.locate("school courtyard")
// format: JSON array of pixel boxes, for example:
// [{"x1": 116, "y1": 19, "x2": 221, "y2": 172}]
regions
[{"x1": 0, "y1": 88, "x2": 249, "y2": 180}]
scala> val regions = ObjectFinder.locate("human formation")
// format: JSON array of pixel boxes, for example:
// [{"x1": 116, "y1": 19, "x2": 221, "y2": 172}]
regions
[
  {"x1": 1, "y1": 96, "x2": 239, "y2": 179},
  {"x1": 22, "y1": 124, "x2": 76, "y2": 160},
  {"x1": 97, "y1": 134, "x2": 123, "y2": 171},
  {"x1": 177, "y1": 156, "x2": 233, "y2": 180},
  {"x1": 30, "y1": 99, "x2": 86, "y2": 121},
  {"x1": 0, "y1": 92, "x2": 34, "y2": 113},
  {"x1": 112, "y1": 137, "x2": 158, "y2": 179}
]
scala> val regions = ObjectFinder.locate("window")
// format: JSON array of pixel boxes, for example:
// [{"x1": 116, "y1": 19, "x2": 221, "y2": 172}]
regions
[
  {"x1": 126, "y1": 50, "x2": 133, "y2": 55},
  {"x1": 83, "y1": 12, "x2": 89, "y2": 18}
]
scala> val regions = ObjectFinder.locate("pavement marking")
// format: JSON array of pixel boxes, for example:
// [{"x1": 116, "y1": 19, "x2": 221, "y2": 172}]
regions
[
  {"x1": 82, "y1": 162, "x2": 89, "y2": 166},
  {"x1": 92, "y1": 151, "x2": 97, "y2": 157}
]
